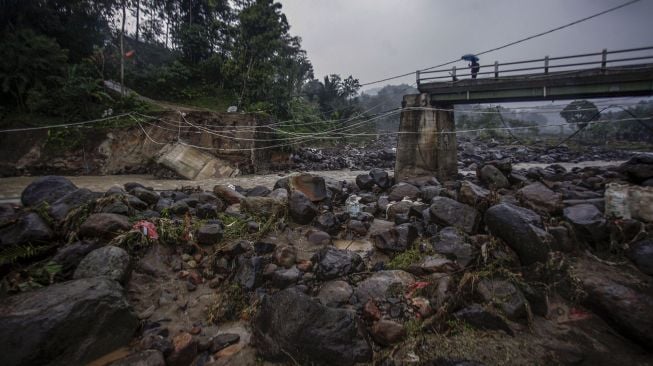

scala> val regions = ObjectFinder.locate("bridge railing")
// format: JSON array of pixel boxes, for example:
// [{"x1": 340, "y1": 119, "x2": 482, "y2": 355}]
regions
[{"x1": 417, "y1": 46, "x2": 653, "y2": 85}]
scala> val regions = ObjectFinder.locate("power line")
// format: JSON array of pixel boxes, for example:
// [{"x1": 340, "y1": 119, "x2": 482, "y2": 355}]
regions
[{"x1": 359, "y1": 0, "x2": 642, "y2": 87}]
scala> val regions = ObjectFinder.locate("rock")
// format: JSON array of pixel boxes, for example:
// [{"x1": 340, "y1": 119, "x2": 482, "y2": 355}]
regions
[
  {"x1": 429, "y1": 197, "x2": 480, "y2": 234},
  {"x1": 306, "y1": 229, "x2": 331, "y2": 246},
  {"x1": 166, "y1": 332, "x2": 198, "y2": 366},
  {"x1": 517, "y1": 182, "x2": 563, "y2": 215},
  {"x1": 354, "y1": 270, "x2": 415, "y2": 303},
  {"x1": 247, "y1": 185, "x2": 271, "y2": 197},
  {"x1": 270, "y1": 266, "x2": 302, "y2": 288},
  {"x1": 0, "y1": 212, "x2": 53, "y2": 247},
  {"x1": 348, "y1": 220, "x2": 369, "y2": 236},
  {"x1": 372, "y1": 223, "x2": 417, "y2": 253},
  {"x1": 627, "y1": 239, "x2": 653, "y2": 276},
  {"x1": 458, "y1": 181, "x2": 490, "y2": 210},
  {"x1": 169, "y1": 200, "x2": 189, "y2": 215},
  {"x1": 213, "y1": 185, "x2": 245, "y2": 205},
  {"x1": 316, "y1": 212, "x2": 339, "y2": 235},
  {"x1": 290, "y1": 174, "x2": 327, "y2": 202},
  {"x1": 476, "y1": 279, "x2": 528, "y2": 320},
  {"x1": 131, "y1": 187, "x2": 160, "y2": 205},
  {"x1": 49, "y1": 188, "x2": 100, "y2": 222},
  {"x1": 618, "y1": 153, "x2": 653, "y2": 182},
  {"x1": 241, "y1": 196, "x2": 286, "y2": 218},
  {"x1": 268, "y1": 188, "x2": 288, "y2": 200},
  {"x1": 387, "y1": 200, "x2": 413, "y2": 221},
  {"x1": 78, "y1": 213, "x2": 130, "y2": 240},
  {"x1": 209, "y1": 333, "x2": 241, "y2": 353},
  {"x1": 108, "y1": 350, "x2": 165, "y2": 366},
  {"x1": 370, "y1": 168, "x2": 391, "y2": 189},
  {"x1": 563, "y1": 204, "x2": 608, "y2": 245},
  {"x1": 485, "y1": 203, "x2": 552, "y2": 265},
  {"x1": 252, "y1": 287, "x2": 371, "y2": 365},
  {"x1": 289, "y1": 191, "x2": 317, "y2": 225},
  {"x1": 197, "y1": 203, "x2": 219, "y2": 219},
  {"x1": 431, "y1": 227, "x2": 474, "y2": 267},
  {"x1": 235, "y1": 256, "x2": 263, "y2": 290},
  {"x1": 154, "y1": 198, "x2": 172, "y2": 213},
  {"x1": 52, "y1": 240, "x2": 102, "y2": 276},
  {"x1": 20, "y1": 175, "x2": 77, "y2": 207},
  {"x1": 356, "y1": 174, "x2": 375, "y2": 190},
  {"x1": 196, "y1": 224, "x2": 223, "y2": 246},
  {"x1": 317, "y1": 280, "x2": 353, "y2": 307},
  {"x1": 0, "y1": 278, "x2": 138, "y2": 366},
  {"x1": 408, "y1": 255, "x2": 458, "y2": 275},
  {"x1": 274, "y1": 245, "x2": 297, "y2": 268},
  {"x1": 124, "y1": 182, "x2": 146, "y2": 191},
  {"x1": 420, "y1": 186, "x2": 441, "y2": 202},
  {"x1": 388, "y1": 183, "x2": 420, "y2": 202},
  {"x1": 454, "y1": 304, "x2": 513, "y2": 335},
  {"x1": 74, "y1": 246, "x2": 132, "y2": 284},
  {"x1": 311, "y1": 246, "x2": 364, "y2": 280},
  {"x1": 371, "y1": 320, "x2": 406, "y2": 346},
  {"x1": 478, "y1": 164, "x2": 510, "y2": 190}
]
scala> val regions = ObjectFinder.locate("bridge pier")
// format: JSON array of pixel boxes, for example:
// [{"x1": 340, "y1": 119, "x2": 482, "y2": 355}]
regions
[{"x1": 394, "y1": 93, "x2": 457, "y2": 182}]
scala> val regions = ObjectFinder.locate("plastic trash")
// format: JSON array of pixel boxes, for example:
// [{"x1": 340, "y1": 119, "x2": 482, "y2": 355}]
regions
[
  {"x1": 133, "y1": 220, "x2": 159, "y2": 240},
  {"x1": 605, "y1": 183, "x2": 653, "y2": 222},
  {"x1": 345, "y1": 195, "x2": 361, "y2": 215}
]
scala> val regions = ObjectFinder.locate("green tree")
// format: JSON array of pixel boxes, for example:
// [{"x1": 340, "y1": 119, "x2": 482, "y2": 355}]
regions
[{"x1": 560, "y1": 100, "x2": 599, "y2": 131}]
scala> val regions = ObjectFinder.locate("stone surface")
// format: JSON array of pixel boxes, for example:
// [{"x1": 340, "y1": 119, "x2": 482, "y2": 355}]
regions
[
  {"x1": 388, "y1": 183, "x2": 420, "y2": 202},
  {"x1": 563, "y1": 204, "x2": 608, "y2": 245},
  {"x1": 289, "y1": 173, "x2": 328, "y2": 202},
  {"x1": 517, "y1": 182, "x2": 563, "y2": 215},
  {"x1": 458, "y1": 181, "x2": 490, "y2": 210},
  {"x1": 619, "y1": 153, "x2": 653, "y2": 182},
  {"x1": 252, "y1": 287, "x2": 372, "y2": 365},
  {"x1": 78, "y1": 213, "x2": 130, "y2": 240},
  {"x1": 157, "y1": 143, "x2": 238, "y2": 180},
  {"x1": 289, "y1": 191, "x2": 317, "y2": 225},
  {"x1": 49, "y1": 188, "x2": 100, "y2": 222},
  {"x1": 356, "y1": 174, "x2": 375, "y2": 190},
  {"x1": 431, "y1": 226, "x2": 474, "y2": 267},
  {"x1": 317, "y1": 280, "x2": 353, "y2": 307},
  {"x1": 454, "y1": 303, "x2": 513, "y2": 335},
  {"x1": 213, "y1": 184, "x2": 245, "y2": 205},
  {"x1": 477, "y1": 279, "x2": 528, "y2": 320},
  {"x1": 627, "y1": 239, "x2": 653, "y2": 276},
  {"x1": 478, "y1": 164, "x2": 510, "y2": 190},
  {"x1": 166, "y1": 331, "x2": 198, "y2": 366},
  {"x1": 0, "y1": 278, "x2": 138, "y2": 366},
  {"x1": 485, "y1": 203, "x2": 552, "y2": 265},
  {"x1": 74, "y1": 245, "x2": 132, "y2": 284},
  {"x1": 369, "y1": 168, "x2": 391, "y2": 189},
  {"x1": 196, "y1": 224, "x2": 223, "y2": 246},
  {"x1": 52, "y1": 240, "x2": 102, "y2": 276},
  {"x1": 131, "y1": 187, "x2": 160, "y2": 205},
  {"x1": 354, "y1": 270, "x2": 415, "y2": 303},
  {"x1": 371, "y1": 320, "x2": 406, "y2": 346},
  {"x1": 429, "y1": 197, "x2": 480, "y2": 234},
  {"x1": 372, "y1": 223, "x2": 417, "y2": 253},
  {"x1": 20, "y1": 175, "x2": 77, "y2": 207},
  {"x1": 312, "y1": 246, "x2": 364, "y2": 280},
  {"x1": 241, "y1": 196, "x2": 286, "y2": 218},
  {"x1": 0, "y1": 212, "x2": 53, "y2": 247}
]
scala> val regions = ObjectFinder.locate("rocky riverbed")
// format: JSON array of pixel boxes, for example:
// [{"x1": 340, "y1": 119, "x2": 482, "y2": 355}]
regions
[{"x1": 1, "y1": 153, "x2": 653, "y2": 365}]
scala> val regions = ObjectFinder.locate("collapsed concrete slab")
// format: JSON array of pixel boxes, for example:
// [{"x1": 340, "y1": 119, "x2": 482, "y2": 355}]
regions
[{"x1": 157, "y1": 143, "x2": 240, "y2": 180}]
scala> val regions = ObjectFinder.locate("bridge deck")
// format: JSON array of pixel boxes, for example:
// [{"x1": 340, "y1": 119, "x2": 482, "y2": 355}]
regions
[{"x1": 418, "y1": 64, "x2": 653, "y2": 104}]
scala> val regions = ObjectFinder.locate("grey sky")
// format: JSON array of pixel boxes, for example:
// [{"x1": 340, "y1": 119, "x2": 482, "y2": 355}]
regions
[{"x1": 279, "y1": 0, "x2": 653, "y2": 92}]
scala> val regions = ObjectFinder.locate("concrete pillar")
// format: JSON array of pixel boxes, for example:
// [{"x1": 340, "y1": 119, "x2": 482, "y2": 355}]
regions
[{"x1": 394, "y1": 93, "x2": 457, "y2": 182}]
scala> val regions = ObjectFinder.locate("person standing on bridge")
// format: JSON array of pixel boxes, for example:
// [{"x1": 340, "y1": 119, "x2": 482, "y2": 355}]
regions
[{"x1": 461, "y1": 54, "x2": 480, "y2": 79}]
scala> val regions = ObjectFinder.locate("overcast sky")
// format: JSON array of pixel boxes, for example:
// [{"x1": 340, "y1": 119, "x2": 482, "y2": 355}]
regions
[{"x1": 279, "y1": 0, "x2": 653, "y2": 92}]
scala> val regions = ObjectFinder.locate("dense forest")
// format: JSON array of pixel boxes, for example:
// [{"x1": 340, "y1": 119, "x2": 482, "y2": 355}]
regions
[{"x1": 0, "y1": 0, "x2": 408, "y2": 133}]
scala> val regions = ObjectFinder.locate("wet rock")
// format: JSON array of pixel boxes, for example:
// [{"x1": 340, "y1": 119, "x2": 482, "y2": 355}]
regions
[
  {"x1": 372, "y1": 223, "x2": 417, "y2": 253},
  {"x1": 563, "y1": 204, "x2": 608, "y2": 245},
  {"x1": 131, "y1": 187, "x2": 160, "y2": 205},
  {"x1": 485, "y1": 203, "x2": 552, "y2": 265},
  {"x1": 154, "y1": 198, "x2": 172, "y2": 213},
  {"x1": 316, "y1": 212, "x2": 339, "y2": 235},
  {"x1": 458, "y1": 181, "x2": 490, "y2": 211},
  {"x1": 312, "y1": 246, "x2": 364, "y2": 280},
  {"x1": 235, "y1": 256, "x2": 263, "y2": 290},
  {"x1": 318, "y1": 280, "x2": 353, "y2": 307},
  {"x1": 247, "y1": 185, "x2": 271, "y2": 197},
  {"x1": 252, "y1": 287, "x2": 372, "y2": 365},
  {"x1": 100, "y1": 201, "x2": 129, "y2": 216},
  {"x1": 370, "y1": 168, "x2": 391, "y2": 189},
  {"x1": 108, "y1": 350, "x2": 165, "y2": 366},
  {"x1": 454, "y1": 303, "x2": 513, "y2": 335},
  {"x1": 478, "y1": 164, "x2": 510, "y2": 190},
  {"x1": 356, "y1": 174, "x2": 375, "y2": 190},
  {"x1": 169, "y1": 200, "x2": 189, "y2": 215},
  {"x1": 354, "y1": 270, "x2": 415, "y2": 303},
  {"x1": 408, "y1": 255, "x2": 458, "y2": 275},
  {"x1": 618, "y1": 153, "x2": 653, "y2": 183},
  {"x1": 213, "y1": 185, "x2": 245, "y2": 205},
  {"x1": 348, "y1": 220, "x2": 369, "y2": 236},
  {"x1": 627, "y1": 239, "x2": 653, "y2": 276},
  {"x1": 371, "y1": 320, "x2": 406, "y2": 346},
  {"x1": 274, "y1": 245, "x2": 296, "y2": 268},
  {"x1": 196, "y1": 224, "x2": 223, "y2": 246},
  {"x1": 431, "y1": 227, "x2": 474, "y2": 267},
  {"x1": 306, "y1": 229, "x2": 332, "y2": 246},
  {"x1": 196, "y1": 203, "x2": 219, "y2": 219},
  {"x1": 49, "y1": 188, "x2": 100, "y2": 222},
  {"x1": 0, "y1": 212, "x2": 53, "y2": 247},
  {"x1": 548, "y1": 226, "x2": 575, "y2": 252},
  {"x1": 388, "y1": 183, "x2": 420, "y2": 202},
  {"x1": 78, "y1": 213, "x2": 130, "y2": 240},
  {"x1": 126, "y1": 194, "x2": 148, "y2": 210},
  {"x1": 166, "y1": 332, "x2": 198, "y2": 366},
  {"x1": 387, "y1": 200, "x2": 413, "y2": 221},
  {"x1": 74, "y1": 245, "x2": 132, "y2": 284},
  {"x1": 268, "y1": 188, "x2": 288, "y2": 201},
  {"x1": 21, "y1": 175, "x2": 77, "y2": 207},
  {"x1": 289, "y1": 173, "x2": 328, "y2": 202},
  {"x1": 270, "y1": 266, "x2": 302, "y2": 288},
  {"x1": 124, "y1": 182, "x2": 146, "y2": 191},
  {"x1": 517, "y1": 182, "x2": 563, "y2": 215},
  {"x1": 477, "y1": 279, "x2": 528, "y2": 320},
  {"x1": 52, "y1": 240, "x2": 102, "y2": 276},
  {"x1": 420, "y1": 185, "x2": 441, "y2": 202},
  {"x1": 241, "y1": 196, "x2": 286, "y2": 218},
  {"x1": 0, "y1": 278, "x2": 138, "y2": 366},
  {"x1": 289, "y1": 191, "x2": 317, "y2": 224},
  {"x1": 209, "y1": 333, "x2": 240, "y2": 353},
  {"x1": 429, "y1": 197, "x2": 480, "y2": 234}
]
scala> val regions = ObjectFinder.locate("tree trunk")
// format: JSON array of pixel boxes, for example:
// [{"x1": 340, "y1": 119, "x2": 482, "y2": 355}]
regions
[{"x1": 120, "y1": 0, "x2": 126, "y2": 97}]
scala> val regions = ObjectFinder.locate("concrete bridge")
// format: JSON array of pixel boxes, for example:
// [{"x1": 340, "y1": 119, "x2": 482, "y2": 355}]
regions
[{"x1": 395, "y1": 46, "x2": 653, "y2": 181}]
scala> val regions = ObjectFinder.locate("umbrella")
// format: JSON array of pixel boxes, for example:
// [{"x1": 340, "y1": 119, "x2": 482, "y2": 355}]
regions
[{"x1": 461, "y1": 54, "x2": 479, "y2": 62}]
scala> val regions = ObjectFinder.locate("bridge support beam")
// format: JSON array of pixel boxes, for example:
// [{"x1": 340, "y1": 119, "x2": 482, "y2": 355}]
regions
[{"x1": 395, "y1": 93, "x2": 457, "y2": 182}]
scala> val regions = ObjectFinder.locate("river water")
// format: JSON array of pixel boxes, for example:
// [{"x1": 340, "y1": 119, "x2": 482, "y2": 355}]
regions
[{"x1": 0, "y1": 160, "x2": 626, "y2": 203}]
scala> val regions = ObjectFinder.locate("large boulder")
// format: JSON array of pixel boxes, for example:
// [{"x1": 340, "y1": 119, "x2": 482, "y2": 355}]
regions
[
  {"x1": 78, "y1": 213, "x2": 130, "y2": 240},
  {"x1": 73, "y1": 246, "x2": 132, "y2": 284},
  {"x1": 130, "y1": 187, "x2": 160, "y2": 205},
  {"x1": 369, "y1": 168, "x2": 391, "y2": 189},
  {"x1": 618, "y1": 153, "x2": 653, "y2": 183},
  {"x1": 311, "y1": 246, "x2": 364, "y2": 280},
  {"x1": 0, "y1": 212, "x2": 53, "y2": 247},
  {"x1": 627, "y1": 239, "x2": 653, "y2": 276},
  {"x1": 289, "y1": 191, "x2": 317, "y2": 225},
  {"x1": 372, "y1": 223, "x2": 417, "y2": 253},
  {"x1": 387, "y1": 183, "x2": 420, "y2": 202},
  {"x1": 563, "y1": 203, "x2": 608, "y2": 245},
  {"x1": 355, "y1": 174, "x2": 375, "y2": 190},
  {"x1": 458, "y1": 181, "x2": 490, "y2": 211},
  {"x1": 484, "y1": 203, "x2": 552, "y2": 265},
  {"x1": 0, "y1": 278, "x2": 138, "y2": 366},
  {"x1": 252, "y1": 287, "x2": 372, "y2": 365},
  {"x1": 213, "y1": 185, "x2": 245, "y2": 205},
  {"x1": 49, "y1": 188, "x2": 101, "y2": 222},
  {"x1": 20, "y1": 176, "x2": 77, "y2": 207},
  {"x1": 289, "y1": 174, "x2": 327, "y2": 202},
  {"x1": 478, "y1": 165, "x2": 510, "y2": 190},
  {"x1": 429, "y1": 197, "x2": 480, "y2": 234},
  {"x1": 517, "y1": 182, "x2": 563, "y2": 215}
]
